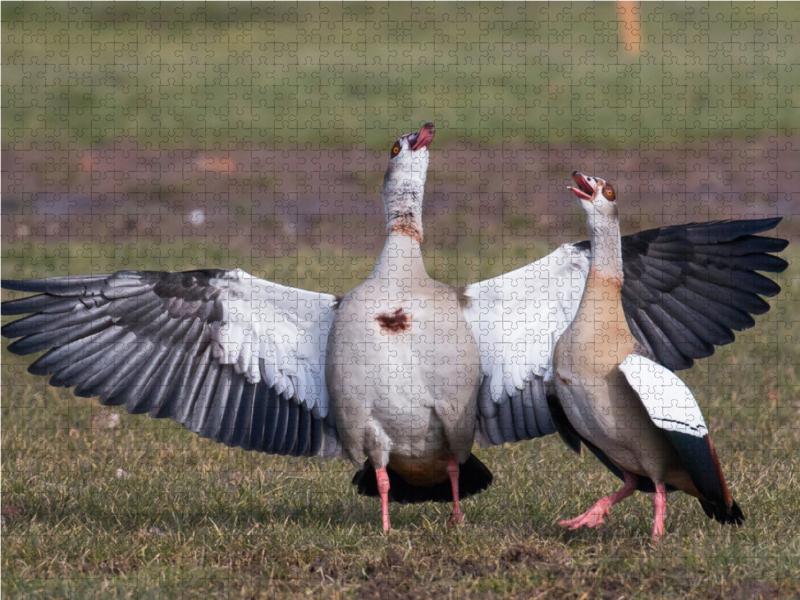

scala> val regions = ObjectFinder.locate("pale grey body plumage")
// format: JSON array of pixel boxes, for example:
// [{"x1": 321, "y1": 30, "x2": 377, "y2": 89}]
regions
[{"x1": 327, "y1": 233, "x2": 481, "y2": 484}]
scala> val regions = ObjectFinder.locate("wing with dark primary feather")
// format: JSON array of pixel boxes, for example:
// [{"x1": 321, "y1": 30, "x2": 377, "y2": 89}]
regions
[
  {"x1": 582, "y1": 217, "x2": 788, "y2": 371},
  {"x1": 468, "y1": 217, "x2": 787, "y2": 447},
  {"x1": 1, "y1": 269, "x2": 341, "y2": 458}
]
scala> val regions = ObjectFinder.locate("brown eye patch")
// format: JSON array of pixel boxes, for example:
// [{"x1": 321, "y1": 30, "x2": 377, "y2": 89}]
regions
[
  {"x1": 603, "y1": 184, "x2": 616, "y2": 201},
  {"x1": 391, "y1": 143, "x2": 401, "y2": 156}
]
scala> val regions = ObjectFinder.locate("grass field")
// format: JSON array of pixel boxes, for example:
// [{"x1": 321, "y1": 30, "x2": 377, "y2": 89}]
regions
[{"x1": 2, "y1": 241, "x2": 799, "y2": 599}]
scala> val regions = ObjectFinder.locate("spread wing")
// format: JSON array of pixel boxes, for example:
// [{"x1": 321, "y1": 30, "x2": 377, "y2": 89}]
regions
[
  {"x1": 1, "y1": 269, "x2": 342, "y2": 458},
  {"x1": 464, "y1": 218, "x2": 787, "y2": 447},
  {"x1": 613, "y1": 218, "x2": 787, "y2": 371},
  {"x1": 462, "y1": 244, "x2": 590, "y2": 446}
]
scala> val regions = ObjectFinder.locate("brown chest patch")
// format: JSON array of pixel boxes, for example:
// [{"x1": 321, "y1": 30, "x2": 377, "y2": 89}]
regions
[
  {"x1": 389, "y1": 220, "x2": 423, "y2": 244},
  {"x1": 376, "y1": 308, "x2": 412, "y2": 334}
]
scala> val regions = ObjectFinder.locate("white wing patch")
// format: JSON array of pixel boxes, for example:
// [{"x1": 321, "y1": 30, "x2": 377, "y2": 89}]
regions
[
  {"x1": 619, "y1": 354, "x2": 709, "y2": 438},
  {"x1": 209, "y1": 269, "x2": 338, "y2": 417},
  {"x1": 462, "y1": 243, "x2": 590, "y2": 402}
]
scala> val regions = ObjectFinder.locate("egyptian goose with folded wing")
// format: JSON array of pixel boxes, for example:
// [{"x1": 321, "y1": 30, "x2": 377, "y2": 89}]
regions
[{"x1": 551, "y1": 172, "x2": 745, "y2": 538}]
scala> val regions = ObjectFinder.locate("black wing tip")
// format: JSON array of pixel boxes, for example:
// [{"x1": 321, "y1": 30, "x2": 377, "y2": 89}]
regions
[
  {"x1": 761, "y1": 216, "x2": 782, "y2": 227},
  {"x1": 685, "y1": 216, "x2": 783, "y2": 233},
  {"x1": 730, "y1": 216, "x2": 782, "y2": 231},
  {"x1": 768, "y1": 253, "x2": 790, "y2": 274},
  {"x1": 770, "y1": 237, "x2": 790, "y2": 252},
  {"x1": 737, "y1": 216, "x2": 783, "y2": 233},
  {"x1": 638, "y1": 217, "x2": 787, "y2": 251},
  {"x1": 2, "y1": 279, "x2": 43, "y2": 292},
  {"x1": 6, "y1": 340, "x2": 32, "y2": 355},
  {"x1": 701, "y1": 498, "x2": 745, "y2": 526},
  {"x1": 727, "y1": 500, "x2": 746, "y2": 526},
  {"x1": 1, "y1": 303, "x2": 29, "y2": 317},
  {"x1": 1, "y1": 275, "x2": 102, "y2": 291}
]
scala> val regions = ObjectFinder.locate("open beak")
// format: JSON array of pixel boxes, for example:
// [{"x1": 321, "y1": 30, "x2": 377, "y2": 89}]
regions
[
  {"x1": 409, "y1": 122, "x2": 435, "y2": 151},
  {"x1": 567, "y1": 171, "x2": 596, "y2": 200}
]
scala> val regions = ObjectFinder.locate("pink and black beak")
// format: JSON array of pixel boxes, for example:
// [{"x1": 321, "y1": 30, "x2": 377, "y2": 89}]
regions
[
  {"x1": 407, "y1": 122, "x2": 435, "y2": 151},
  {"x1": 568, "y1": 171, "x2": 599, "y2": 200}
]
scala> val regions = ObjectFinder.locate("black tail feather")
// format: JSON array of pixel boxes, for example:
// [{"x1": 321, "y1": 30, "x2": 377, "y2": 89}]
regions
[
  {"x1": 699, "y1": 498, "x2": 745, "y2": 526},
  {"x1": 352, "y1": 454, "x2": 493, "y2": 505}
]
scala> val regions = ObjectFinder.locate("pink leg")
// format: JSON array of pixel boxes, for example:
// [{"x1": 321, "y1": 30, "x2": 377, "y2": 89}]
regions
[
  {"x1": 558, "y1": 472, "x2": 637, "y2": 530},
  {"x1": 652, "y1": 483, "x2": 667, "y2": 540},
  {"x1": 447, "y1": 456, "x2": 464, "y2": 526},
  {"x1": 376, "y1": 467, "x2": 391, "y2": 532}
]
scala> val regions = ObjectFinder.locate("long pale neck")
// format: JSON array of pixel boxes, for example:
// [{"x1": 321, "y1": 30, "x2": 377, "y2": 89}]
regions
[
  {"x1": 371, "y1": 231, "x2": 429, "y2": 281},
  {"x1": 587, "y1": 214, "x2": 624, "y2": 289},
  {"x1": 384, "y1": 187, "x2": 424, "y2": 244}
]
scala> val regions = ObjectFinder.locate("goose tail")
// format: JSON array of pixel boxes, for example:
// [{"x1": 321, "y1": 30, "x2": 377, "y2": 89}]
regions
[{"x1": 352, "y1": 454, "x2": 493, "y2": 504}]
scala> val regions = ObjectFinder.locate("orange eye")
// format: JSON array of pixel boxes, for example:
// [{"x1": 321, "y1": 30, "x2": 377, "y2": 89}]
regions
[
  {"x1": 391, "y1": 144, "x2": 400, "y2": 156},
  {"x1": 603, "y1": 184, "x2": 616, "y2": 201}
]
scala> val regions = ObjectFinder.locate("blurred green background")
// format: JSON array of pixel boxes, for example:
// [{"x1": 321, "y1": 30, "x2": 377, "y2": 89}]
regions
[{"x1": 3, "y1": 2, "x2": 799, "y2": 149}]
